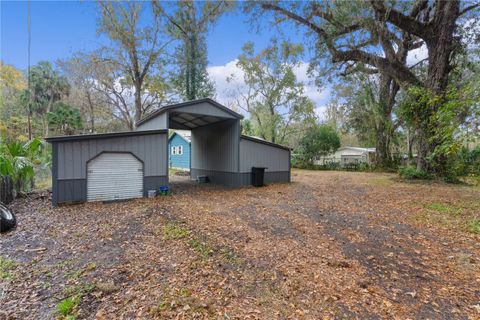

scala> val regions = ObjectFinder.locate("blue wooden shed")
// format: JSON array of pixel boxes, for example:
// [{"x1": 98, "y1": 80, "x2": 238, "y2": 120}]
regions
[{"x1": 168, "y1": 130, "x2": 191, "y2": 170}]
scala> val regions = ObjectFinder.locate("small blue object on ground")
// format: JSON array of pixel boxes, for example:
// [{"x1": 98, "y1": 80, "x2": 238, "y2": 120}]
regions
[{"x1": 159, "y1": 185, "x2": 170, "y2": 196}]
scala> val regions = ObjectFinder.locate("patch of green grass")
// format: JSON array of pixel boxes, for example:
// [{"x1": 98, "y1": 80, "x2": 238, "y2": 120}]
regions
[
  {"x1": 65, "y1": 269, "x2": 84, "y2": 280},
  {"x1": 57, "y1": 295, "x2": 81, "y2": 318},
  {"x1": 179, "y1": 287, "x2": 192, "y2": 297},
  {"x1": 188, "y1": 239, "x2": 214, "y2": 259},
  {"x1": 411, "y1": 202, "x2": 479, "y2": 234},
  {"x1": 163, "y1": 222, "x2": 189, "y2": 240},
  {"x1": 64, "y1": 262, "x2": 97, "y2": 280},
  {"x1": 466, "y1": 218, "x2": 480, "y2": 234},
  {"x1": 63, "y1": 283, "x2": 95, "y2": 298},
  {"x1": 85, "y1": 262, "x2": 96, "y2": 271},
  {"x1": 0, "y1": 257, "x2": 15, "y2": 280},
  {"x1": 424, "y1": 202, "x2": 461, "y2": 216},
  {"x1": 221, "y1": 248, "x2": 238, "y2": 263},
  {"x1": 54, "y1": 259, "x2": 75, "y2": 270}
]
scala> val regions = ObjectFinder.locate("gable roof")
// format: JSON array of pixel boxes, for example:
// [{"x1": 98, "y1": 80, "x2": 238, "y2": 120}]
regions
[
  {"x1": 137, "y1": 98, "x2": 243, "y2": 128},
  {"x1": 168, "y1": 130, "x2": 191, "y2": 144}
]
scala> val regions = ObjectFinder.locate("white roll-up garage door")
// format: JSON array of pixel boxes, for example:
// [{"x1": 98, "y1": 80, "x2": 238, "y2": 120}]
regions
[{"x1": 87, "y1": 153, "x2": 143, "y2": 201}]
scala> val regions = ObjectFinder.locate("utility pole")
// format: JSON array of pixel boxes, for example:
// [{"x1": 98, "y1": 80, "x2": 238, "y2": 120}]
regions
[{"x1": 27, "y1": 0, "x2": 32, "y2": 140}]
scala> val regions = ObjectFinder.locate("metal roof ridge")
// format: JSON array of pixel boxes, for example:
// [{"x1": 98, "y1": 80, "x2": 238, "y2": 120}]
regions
[{"x1": 136, "y1": 98, "x2": 243, "y2": 127}]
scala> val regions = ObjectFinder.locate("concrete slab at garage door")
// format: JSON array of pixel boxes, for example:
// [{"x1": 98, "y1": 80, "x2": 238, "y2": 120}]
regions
[{"x1": 87, "y1": 153, "x2": 143, "y2": 201}]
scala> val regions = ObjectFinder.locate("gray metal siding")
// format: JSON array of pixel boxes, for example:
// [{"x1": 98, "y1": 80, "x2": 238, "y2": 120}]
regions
[
  {"x1": 52, "y1": 132, "x2": 168, "y2": 205},
  {"x1": 191, "y1": 119, "x2": 239, "y2": 173},
  {"x1": 57, "y1": 179, "x2": 86, "y2": 203},
  {"x1": 57, "y1": 133, "x2": 167, "y2": 180},
  {"x1": 52, "y1": 143, "x2": 59, "y2": 206},
  {"x1": 190, "y1": 169, "x2": 241, "y2": 188},
  {"x1": 144, "y1": 176, "x2": 168, "y2": 194},
  {"x1": 136, "y1": 112, "x2": 168, "y2": 131},
  {"x1": 190, "y1": 170, "x2": 290, "y2": 188},
  {"x1": 239, "y1": 138, "x2": 290, "y2": 173}
]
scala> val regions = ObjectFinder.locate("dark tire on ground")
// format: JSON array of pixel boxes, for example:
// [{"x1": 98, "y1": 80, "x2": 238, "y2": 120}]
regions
[{"x1": 0, "y1": 203, "x2": 16, "y2": 233}]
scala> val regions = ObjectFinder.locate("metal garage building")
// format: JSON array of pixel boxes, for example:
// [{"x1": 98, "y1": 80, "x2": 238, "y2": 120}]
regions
[{"x1": 47, "y1": 99, "x2": 290, "y2": 205}]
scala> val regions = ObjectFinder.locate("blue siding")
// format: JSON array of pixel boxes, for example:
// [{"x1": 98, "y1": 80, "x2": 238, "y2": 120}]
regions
[{"x1": 168, "y1": 134, "x2": 190, "y2": 169}]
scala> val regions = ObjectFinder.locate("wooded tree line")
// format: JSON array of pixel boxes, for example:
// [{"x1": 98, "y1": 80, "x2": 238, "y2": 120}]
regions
[
  {"x1": 1, "y1": 1, "x2": 231, "y2": 137},
  {"x1": 249, "y1": 0, "x2": 479, "y2": 175},
  {"x1": 1, "y1": 0, "x2": 479, "y2": 177}
]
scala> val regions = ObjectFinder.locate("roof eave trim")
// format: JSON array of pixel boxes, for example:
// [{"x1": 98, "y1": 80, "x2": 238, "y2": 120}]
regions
[
  {"x1": 240, "y1": 135, "x2": 292, "y2": 151},
  {"x1": 46, "y1": 129, "x2": 168, "y2": 143}
]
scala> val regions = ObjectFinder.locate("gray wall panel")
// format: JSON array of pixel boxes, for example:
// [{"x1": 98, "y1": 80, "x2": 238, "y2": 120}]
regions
[
  {"x1": 56, "y1": 133, "x2": 167, "y2": 180},
  {"x1": 236, "y1": 171, "x2": 290, "y2": 186},
  {"x1": 191, "y1": 119, "x2": 239, "y2": 173},
  {"x1": 144, "y1": 176, "x2": 168, "y2": 195},
  {"x1": 136, "y1": 112, "x2": 168, "y2": 131},
  {"x1": 190, "y1": 168, "x2": 241, "y2": 188},
  {"x1": 190, "y1": 169, "x2": 290, "y2": 187},
  {"x1": 239, "y1": 138, "x2": 290, "y2": 173},
  {"x1": 264, "y1": 171, "x2": 290, "y2": 184},
  {"x1": 57, "y1": 179, "x2": 86, "y2": 203}
]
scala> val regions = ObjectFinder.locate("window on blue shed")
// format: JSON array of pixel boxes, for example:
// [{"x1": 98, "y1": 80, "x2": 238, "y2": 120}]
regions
[
  {"x1": 178, "y1": 145, "x2": 183, "y2": 155},
  {"x1": 172, "y1": 146, "x2": 177, "y2": 155}
]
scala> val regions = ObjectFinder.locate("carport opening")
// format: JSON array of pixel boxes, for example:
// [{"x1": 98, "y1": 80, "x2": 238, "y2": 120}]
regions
[
  {"x1": 166, "y1": 108, "x2": 238, "y2": 189},
  {"x1": 168, "y1": 129, "x2": 192, "y2": 185}
]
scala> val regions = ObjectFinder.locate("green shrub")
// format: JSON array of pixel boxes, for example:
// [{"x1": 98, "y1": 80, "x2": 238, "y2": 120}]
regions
[
  {"x1": 398, "y1": 166, "x2": 430, "y2": 180},
  {"x1": 0, "y1": 137, "x2": 46, "y2": 193},
  {"x1": 455, "y1": 146, "x2": 480, "y2": 177}
]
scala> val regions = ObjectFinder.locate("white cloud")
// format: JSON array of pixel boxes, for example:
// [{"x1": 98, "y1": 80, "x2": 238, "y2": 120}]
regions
[
  {"x1": 406, "y1": 44, "x2": 428, "y2": 66},
  {"x1": 207, "y1": 59, "x2": 244, "y2": 106},
  {"x1": 314, "y1": 105, "x2": 328, "y2": 120},
  {"x1": 207, "y1": 59, "x2": 331, "y2": 117}
]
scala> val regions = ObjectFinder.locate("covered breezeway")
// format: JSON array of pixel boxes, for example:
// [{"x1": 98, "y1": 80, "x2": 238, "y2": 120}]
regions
[{"x1": 136, "y1": 98, "x2": 291, "y2": 187}]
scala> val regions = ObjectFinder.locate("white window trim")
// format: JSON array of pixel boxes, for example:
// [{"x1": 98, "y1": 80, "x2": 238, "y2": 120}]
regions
[
  {"x1": 178, "y1": 145, "x2": 183, "y2": 155},
  {"x1": 171, "y1": 146, "x2": 176, "y2": 155}
]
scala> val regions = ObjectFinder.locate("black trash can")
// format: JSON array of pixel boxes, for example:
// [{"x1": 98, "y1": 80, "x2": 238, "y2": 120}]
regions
[{"x1": 251, "y1": 167, "x2": 266, "y2": 187}]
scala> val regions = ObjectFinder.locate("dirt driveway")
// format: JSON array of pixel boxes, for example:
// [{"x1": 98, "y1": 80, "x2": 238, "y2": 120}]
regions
[{"x1": 1, "y1": 170, "x2": 479, "y2": 319}]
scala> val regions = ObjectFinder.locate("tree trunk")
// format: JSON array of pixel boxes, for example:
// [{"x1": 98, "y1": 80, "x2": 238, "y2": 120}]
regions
[
  {"x1": 375, "y1": 124, "x2": 391, "y2": 168},
  {"x1": 416, "y1": 0, "x2": 459, "y2": 172},
  {"x1": 416, "y1": 127, "x2": 429, "y2": 171},
  {"x1": 407, "y1": 127, "x2": 414, "y2": 166},
  {"x1": 45, "y1": 96, "x2": 54, "y2": 137},
  {"x1": 190, "y1": 36, "x2": 197, "y2": 100},
  {"x1": 85, "y1": 89, "x2": 95, "y2": 132},
  {"x1": 374, "y1": 75, "x2": 397, "y2": 168},
  {"x1": 134, "y1": 80, "x2": 142, "y2": 125}
]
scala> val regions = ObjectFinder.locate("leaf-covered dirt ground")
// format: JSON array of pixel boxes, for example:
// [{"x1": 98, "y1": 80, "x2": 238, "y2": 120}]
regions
[{"x1": 1, "y1": 170, "x2": 479, "y2": 319}]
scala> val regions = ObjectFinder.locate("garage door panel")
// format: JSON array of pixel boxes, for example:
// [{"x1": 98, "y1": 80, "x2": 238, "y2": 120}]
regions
[{"x1": 87, "y1": 153, "x2": 143, "y2": 201}]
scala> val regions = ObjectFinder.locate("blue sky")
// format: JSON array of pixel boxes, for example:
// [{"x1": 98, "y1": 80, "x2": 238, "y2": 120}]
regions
[{"x1": 1, "y1": 1, "x2": 332, "y2": 114}]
